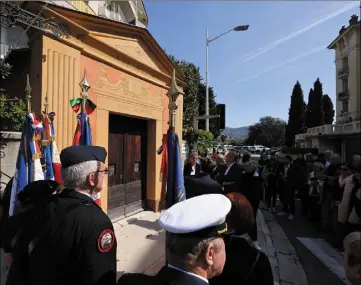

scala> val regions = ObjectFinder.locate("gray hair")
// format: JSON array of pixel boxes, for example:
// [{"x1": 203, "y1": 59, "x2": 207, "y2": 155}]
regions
[
  {"x1": 330, "y1": 153, "x2": 341, "y2": 164},
  {"x1": 352, "y1": 155, "x2": 361, "y2": 162},
  {"x1": 62, "y1": 160, "x2": 100, "y2": 190},
  {"x1": 344, "y1": 232, "x2": 361, "y2": 266}
]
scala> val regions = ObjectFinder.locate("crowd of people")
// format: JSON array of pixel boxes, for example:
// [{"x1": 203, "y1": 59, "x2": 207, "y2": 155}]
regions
[{"x1": 0, "y1": 145, "x2": 360, "y2": 285}]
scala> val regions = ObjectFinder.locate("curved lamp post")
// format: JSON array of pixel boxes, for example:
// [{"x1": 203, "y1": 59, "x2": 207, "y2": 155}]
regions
[{"x1": 205, "y1": 25, "x2": 249, "y2": 131}]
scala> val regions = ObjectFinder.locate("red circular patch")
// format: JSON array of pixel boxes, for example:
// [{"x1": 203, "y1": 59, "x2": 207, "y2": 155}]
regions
[{"x1": 97, "y1": 229, "x2": 115, "y2": 253}]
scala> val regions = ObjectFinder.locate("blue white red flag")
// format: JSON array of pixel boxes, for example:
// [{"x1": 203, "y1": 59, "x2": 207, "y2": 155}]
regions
[
  {"x1": 70, "y1": 100, "x2": 101, "y2": 207},
  {"x1": 166, "y1": 129, "x2": 186, "y2": 208},
  {"x1": 9, "y1": 113, "x2": 44, "y2": 216}
]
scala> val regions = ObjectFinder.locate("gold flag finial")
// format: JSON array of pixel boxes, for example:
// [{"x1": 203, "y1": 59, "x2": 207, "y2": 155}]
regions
[
  {"x1": 166, "y1": 69, "x2": 183, "y2": 129},
  {"x1": 25, "y1": 74, "x2": 32, "y2": 113},
  {"x1": 79, "y1": 69, "x2": 90, "y2": 113},
  {"x1": 44, "y1": 92, "x2": 49, "y2": 113}
]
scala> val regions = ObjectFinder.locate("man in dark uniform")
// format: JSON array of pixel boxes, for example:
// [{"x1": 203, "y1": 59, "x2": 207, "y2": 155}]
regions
[
  {"x1": 2, "y1": 145, "x2": 117, "y2": 285},
  {"x1": 184, "y1": 172, "x2": 222, "y2": 199},
  {"x1": 118, "y1": 194, "x2": 231, "y2": 285}
]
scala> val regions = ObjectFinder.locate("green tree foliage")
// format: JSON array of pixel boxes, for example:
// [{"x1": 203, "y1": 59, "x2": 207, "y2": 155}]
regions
[
  {"x1": 285, "y1": 81, "x2": 306, "y2": 146},
  {"x1": 246, "y1": 116, "x2": 286, "y2": 147},
  {"x1": 0, "y1": 92, "x2": 27, "y2": 131},
  {"x1": 197, "y1": 130, "x2": 214, "y2": 154},
  {"x1": 197, "y1": 83, "x2": 219, "y2": 136},
  {"x1": 322, "y1": 94, "x2": 335, "y2": 124},
  {"x1": 225, "y1": 137, "x2": 245, "y2": 146},
  {"x1": 169, "y1": 55, "x2": 200, "y2": 131},
  {"x1": 306, "y1": 78, "x2": 324, "y2": 128}
]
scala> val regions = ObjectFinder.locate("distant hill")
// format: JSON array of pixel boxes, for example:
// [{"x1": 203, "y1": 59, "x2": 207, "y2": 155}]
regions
[{"x1": 224, "y1": 126, "x2": 249, "y2": 139}]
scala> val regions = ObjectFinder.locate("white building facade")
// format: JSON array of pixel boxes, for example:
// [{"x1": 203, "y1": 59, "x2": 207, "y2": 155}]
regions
[{"x1": 295, "y1": 15, "x2": 360, "y2": 161}]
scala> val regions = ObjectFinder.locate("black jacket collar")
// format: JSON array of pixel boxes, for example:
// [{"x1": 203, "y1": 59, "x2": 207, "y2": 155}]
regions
[
  {"x1": 157, "y1": 266, "x2": 209, "y2": 285},
  {"x1": 60, "y1": 189, "x2": 97, "y2": 206}
]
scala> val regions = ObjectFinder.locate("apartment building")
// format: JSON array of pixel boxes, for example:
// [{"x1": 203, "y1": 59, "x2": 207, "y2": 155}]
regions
[
  {"x1": 295, "y1": 14, "x2": 360, "y2": 161},
  {"x1": 1, "y1": 1, "x2": 147, "y2": 59}
]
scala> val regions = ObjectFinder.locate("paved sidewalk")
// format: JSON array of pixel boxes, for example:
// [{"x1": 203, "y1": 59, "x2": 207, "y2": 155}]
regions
[
  {"x1": 114, "y1": 209, "x2": 308, "y2": 285},
  {"x1": 259, "y1": 210, "x2": 308, "y2": 285},
  {"x1": 113, "y1": 211, "x2": 165, "y2": 279}
]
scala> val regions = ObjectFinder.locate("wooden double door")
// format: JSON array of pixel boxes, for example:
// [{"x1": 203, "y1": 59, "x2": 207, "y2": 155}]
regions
[{"x1": 107, "y1": 115, "x2": 147, "y2": 220}]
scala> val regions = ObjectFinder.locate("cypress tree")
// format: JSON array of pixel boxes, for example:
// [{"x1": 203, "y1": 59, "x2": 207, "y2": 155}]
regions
[
  {"x1": 285, "y1": 81, "x2": 306, "y2": 146},
  {"x1": 305, "y1": 88, "x2": 314, "y2": 128},
  {"x1": 322, "y1": 94, "x2": 335, "y2": 124},
  {"x1": 312, "y1": 78, "x2": 324, "y2": 126}
]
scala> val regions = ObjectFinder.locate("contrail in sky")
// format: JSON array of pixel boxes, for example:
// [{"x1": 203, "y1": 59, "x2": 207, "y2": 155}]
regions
[
  {"x1": 225, "y1": 2, "x2": 359, "y2": 69},
  {"x1": 236, "y1": 45, "x2": 326, "y2": 84}
]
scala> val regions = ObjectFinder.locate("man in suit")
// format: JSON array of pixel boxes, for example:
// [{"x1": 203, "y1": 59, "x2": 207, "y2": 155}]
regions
[
  {"x1": 184, "y1": 152, "x2": 201, "y2": 176},
  {"x1": 217, "y1": 150, "x2": 242, "y2": 194},
  {"x1": 117, "y1": 194, "x2": 232, "y2": 285},
  {"x1": 185, "y1": 172, "x2": 223, "y2": 199}
]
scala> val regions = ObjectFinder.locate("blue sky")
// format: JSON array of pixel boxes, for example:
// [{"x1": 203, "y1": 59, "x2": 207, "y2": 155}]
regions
[{"x1": 144, "y1": 1, "x2": 360, "y2": 127}]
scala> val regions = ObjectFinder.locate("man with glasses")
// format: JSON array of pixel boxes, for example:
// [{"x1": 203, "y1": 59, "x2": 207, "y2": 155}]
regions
[{"x1": 3, "y1": 145, "x2": 117, "y2": 285}]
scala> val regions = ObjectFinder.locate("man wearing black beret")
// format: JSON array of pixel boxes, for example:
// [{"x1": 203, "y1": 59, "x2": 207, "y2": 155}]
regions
[{"x1": 4, "y1": 145, "x2": 117, "y2": 285}]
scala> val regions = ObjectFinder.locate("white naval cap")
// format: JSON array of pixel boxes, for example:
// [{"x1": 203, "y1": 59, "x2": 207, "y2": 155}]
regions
[{"x1": 158, "y1": 194, "x2": 232, "y2": 237}]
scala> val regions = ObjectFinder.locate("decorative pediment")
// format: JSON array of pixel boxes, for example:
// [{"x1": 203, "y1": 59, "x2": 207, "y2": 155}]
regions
[
  {"x1": 93, "y1": 64, "x2": 163, "y2": 110},
  {"x1": 91, "y1": 34, "x2": 167, "y2": 75}
]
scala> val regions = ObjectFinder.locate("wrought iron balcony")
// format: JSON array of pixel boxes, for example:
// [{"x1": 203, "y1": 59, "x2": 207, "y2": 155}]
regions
[
  {"x1": 338, "y1": 67, "x2": 349, "y2": 78},
  {"x1": 338, "y1": 90, "x2": 349, "y2": 100}
]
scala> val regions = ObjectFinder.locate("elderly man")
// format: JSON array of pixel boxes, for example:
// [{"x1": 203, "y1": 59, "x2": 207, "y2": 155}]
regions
[
  {"x1": 4, "y1": 145, "x2": 117, "y2": 285},
  {"x1": 184, "y1": 152, "x2": 201, "y2": 176},
  {"x1": 343, "y1": 232, "x2": 361, "y2": 285},
  {"x1": 217, "y1": 150, "x2": 242, "y2": 194},
  {"x1": 324, "y1": 150, "x2": 334, "y2": 168},
  {"x1": 118, "y1": 194, "x2": 231, "y2": 285},
  {"x1": 352, "y1": 155, "x2": 361, "y2": 170}
]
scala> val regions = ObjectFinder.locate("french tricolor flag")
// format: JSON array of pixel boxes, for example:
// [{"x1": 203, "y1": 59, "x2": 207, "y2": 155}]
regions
[{"x1": 9, "y1": 113, "x2": 44, "y2": 216}]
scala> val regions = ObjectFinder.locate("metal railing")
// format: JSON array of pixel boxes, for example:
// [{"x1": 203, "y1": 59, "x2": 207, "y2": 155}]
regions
[
  {"x1": 337, "y1": 67, "x2": 349, "y2": 78},
  {"x1": 338, "y1": 90, "x2": 350, "y2": 100},
  {"x1": 295, "y1": 121, "x2": 361, "y2": 141},
  {"x1": 335, "y1": 111, "x2": 360, "y2": 124}
]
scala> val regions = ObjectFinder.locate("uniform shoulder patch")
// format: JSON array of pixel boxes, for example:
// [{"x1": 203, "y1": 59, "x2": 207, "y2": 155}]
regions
[{"x1": 97, "y1": 229, "x2": 115, "y2": 253}]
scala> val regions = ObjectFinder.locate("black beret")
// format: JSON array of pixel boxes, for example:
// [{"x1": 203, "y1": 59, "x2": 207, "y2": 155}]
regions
[
  {"x1": 18, "y1": 180, "x2": 61, "y2": 205},
  {"x1": 60, "y1": 145, "x2": 107, "y2": 168}
]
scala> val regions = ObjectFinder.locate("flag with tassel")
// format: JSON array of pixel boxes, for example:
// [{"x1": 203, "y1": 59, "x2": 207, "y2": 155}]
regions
[
  {"x1": 9, "y1": 113, "x2": 44, "y2": 216},
  {"x1": 70, "y1": 69, "x2": 101, "y2": 207}
]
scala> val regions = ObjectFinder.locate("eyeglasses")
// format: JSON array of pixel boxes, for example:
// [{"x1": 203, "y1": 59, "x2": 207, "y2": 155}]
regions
[{"x1": 95, "y1": 169, "x2": 109, "y2": 175}]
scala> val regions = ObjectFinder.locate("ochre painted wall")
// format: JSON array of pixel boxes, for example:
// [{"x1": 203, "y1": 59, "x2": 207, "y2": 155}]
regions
[{"x1": 40, "y1": 34, "x2": 183, "y2": 214}]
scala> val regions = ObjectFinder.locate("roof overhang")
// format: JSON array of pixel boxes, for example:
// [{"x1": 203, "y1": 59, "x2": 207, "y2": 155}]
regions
[
  {"x1": 328, "y1": 21, "x2": 360, "y2": 49},
  {"x1": 25, "y1": 1, "x2": 186, "y2": 88}
]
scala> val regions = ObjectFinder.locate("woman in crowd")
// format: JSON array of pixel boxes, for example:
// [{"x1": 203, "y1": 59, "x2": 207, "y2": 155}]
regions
[
  {"x1": 211, "y1": 154, "x2": 226, "y2": 181},
  {"x1": 338, "y1": 165, "x2": 361, "y2": 236},
  {"x1": 210, "y1": 193, "x2": 274, "y2": 285},
  {"x1": 307, "y1": 162, "x2": 325, "y2": 223},
  {"x1": 240, "y1": 161, "x2": 262, "y2": 250}
]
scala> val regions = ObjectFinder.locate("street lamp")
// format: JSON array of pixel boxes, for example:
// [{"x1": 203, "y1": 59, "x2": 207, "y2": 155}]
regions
[{"x1": 205, "y1": 25, "x2": 249, "y2": 131}]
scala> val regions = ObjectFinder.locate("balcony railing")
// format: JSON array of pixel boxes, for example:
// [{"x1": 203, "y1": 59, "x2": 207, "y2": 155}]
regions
[
  {"x1": 338, "y1": 67, "x2": 349, "y2": 78},
  {"x1": 338, "y1": 90, "x2": 349, "y2": 100},
  {"x1": 335, "y1": 111, "x2": 361, "y2": 124},
  {"x1": 295, "y1": 120, "x2": 361, "y2": 141},
  {"x1": 66, "y1": 1, "x2": 95, "y2": 15}
]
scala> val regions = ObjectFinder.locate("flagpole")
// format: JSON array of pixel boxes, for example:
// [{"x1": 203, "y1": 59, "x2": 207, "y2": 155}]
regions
[
  {"x1": 44, "y1": 92, "x2": 48, "y2": 114},
  {"x1": 165, "y1": 69, "x2": 184, "y2": 265},
  {"x1": 25, "y1": 74, "x2": 32, "y2": 113},
  {"x1": 79, "y1": 69, "x2": 90, "y2": 114}
]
